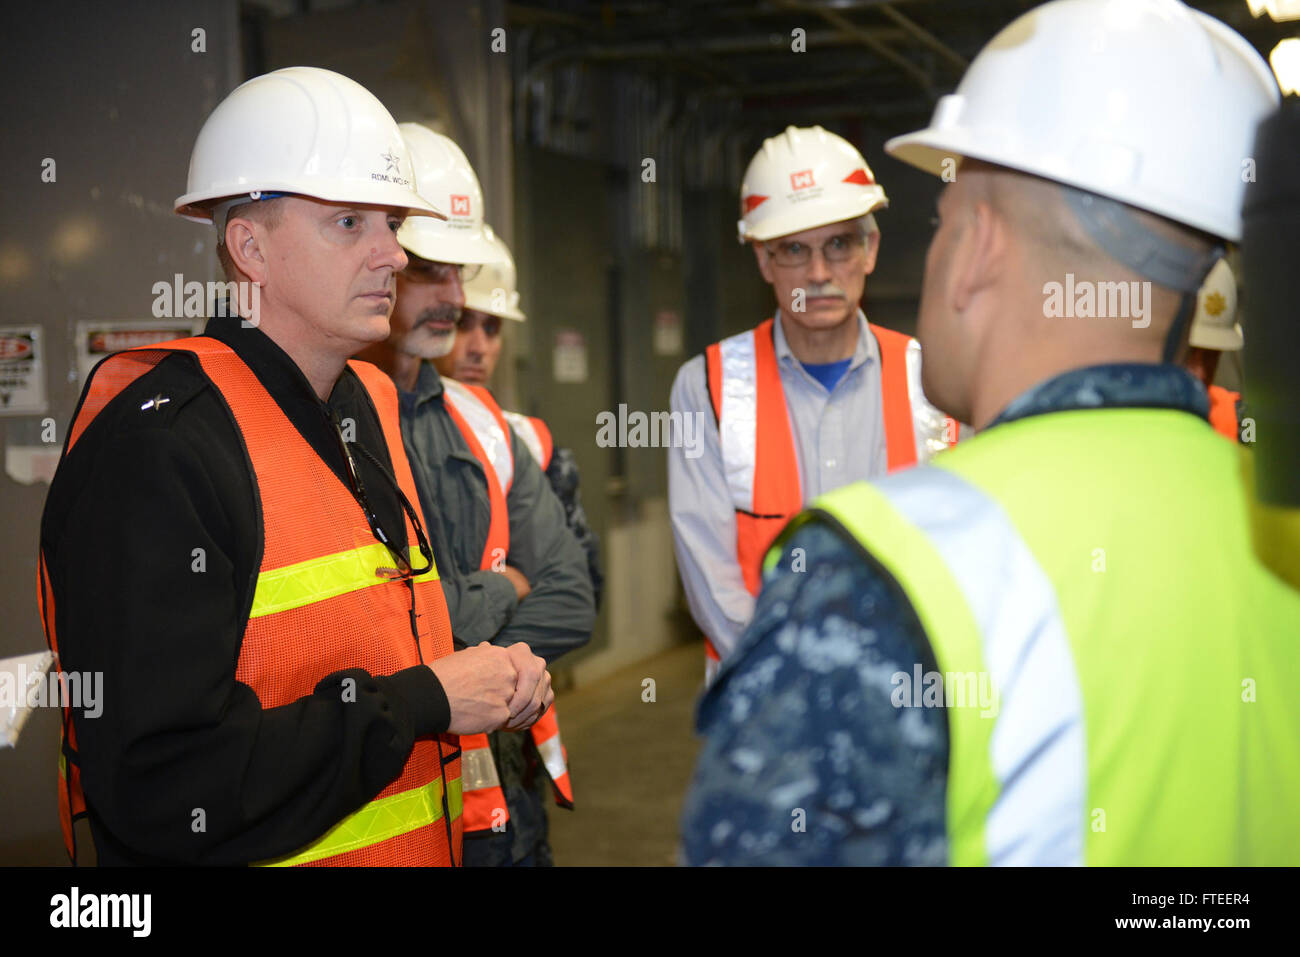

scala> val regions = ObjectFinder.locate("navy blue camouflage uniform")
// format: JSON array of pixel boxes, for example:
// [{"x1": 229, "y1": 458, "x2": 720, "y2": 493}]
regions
[{"x1": 680, "y1": 363, "x2": 1210, "y2": 865}]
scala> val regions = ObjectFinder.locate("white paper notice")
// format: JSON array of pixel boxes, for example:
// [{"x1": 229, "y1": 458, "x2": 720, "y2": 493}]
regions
[
  {"x1": 0, "y1": 650, "x2": 55, "y2": 748},
  {"x1": 553, "y1": 329, "x2": 588, "y2": 384},
  {"x1": 5, "y1": 445, "x2": 62, "y2": 486},
  {"x1": 653, "y1": 310, "x2": 683, "y2": 356}
]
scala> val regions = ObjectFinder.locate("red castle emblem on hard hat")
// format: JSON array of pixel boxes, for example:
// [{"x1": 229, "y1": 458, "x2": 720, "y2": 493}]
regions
[
  {"x1": 790, "y1": 170, "x2": 815, "y2": 190},
  {"x1": 451, "y1": 195, "x2": 471, "y2": 216}
]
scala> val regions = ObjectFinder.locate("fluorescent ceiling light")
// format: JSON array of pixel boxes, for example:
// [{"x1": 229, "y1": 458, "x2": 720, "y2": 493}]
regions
[
  {"x1": 1270, "y1": 37, "x2": 1300, "y2": 94},
  {"x1": 1246, "y1": 0, "x2": 1300, "y2": 21}
]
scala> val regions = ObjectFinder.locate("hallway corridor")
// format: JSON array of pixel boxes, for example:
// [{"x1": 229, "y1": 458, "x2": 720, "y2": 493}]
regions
[{"x1": 549, "y1": 641, "x2": 704, "y2": 866}]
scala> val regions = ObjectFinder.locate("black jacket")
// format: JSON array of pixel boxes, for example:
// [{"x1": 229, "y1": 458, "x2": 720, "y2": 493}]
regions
[{"x1": 39, "y1": 317, "x2": 451, "y2": 865}]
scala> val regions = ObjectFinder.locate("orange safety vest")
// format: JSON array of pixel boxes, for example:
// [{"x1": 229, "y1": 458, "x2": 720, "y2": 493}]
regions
[
  {"x1": 38, "y1": 338, "x2": 462, "y2": 866},
  {"x1": 502, "y1": 410, "x2": 554, "y2": 472},
  {"x1": 440, "y1": 378, "x2": 574, "y2": 835},
  {"x1": 702, "y1": 318, "x2": 955, "y2": 668},
  {"x1": 1208, "y1": 384, "x2": 1241, "y2": 442}
]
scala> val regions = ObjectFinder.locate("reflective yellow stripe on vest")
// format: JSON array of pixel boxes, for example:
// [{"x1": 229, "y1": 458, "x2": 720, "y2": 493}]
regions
[
  {"x1": 250, "y1": 543, "x2": 440, "y2": 619},
  {"x1": 256, "y1": 775, "x2": 463, "y2": 867}
]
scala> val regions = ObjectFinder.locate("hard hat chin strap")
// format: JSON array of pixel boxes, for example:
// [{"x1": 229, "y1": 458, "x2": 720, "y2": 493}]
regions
[
  {"x1": 1060, "y1": 185, "x2": 1224, "y2": 364},
  {"x1": 1160, "y1": 285, "x2": 1206, "y2": 366},
  {"x1": 211, "y1": 198, "x2": 244, "y2": 248}
]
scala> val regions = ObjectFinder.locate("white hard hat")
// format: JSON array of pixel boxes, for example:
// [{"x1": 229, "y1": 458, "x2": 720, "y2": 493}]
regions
[
  {"x1": 174, "y1": 67, "x2": 443, "y2": 224},
  {"x1": 463, "y1": 225, "x2": 525, "y2": 321},
  {"x1": 1189, "y1": 258, "x2": 1243, "y2": 351},
  {"x1": 885, "y1": 0, "x2": 1280, "y2": 243},
  {"x1": 395, "y1": 124, "x2": 498, "y2": 266},
  {"x1": 737, "y1": 125, "x2": 888, "y2": 244}
]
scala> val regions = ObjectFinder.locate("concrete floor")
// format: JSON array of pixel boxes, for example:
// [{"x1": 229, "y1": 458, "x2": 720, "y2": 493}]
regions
[{"x1": 548, "y1": 641, "x2": 704, "y2": 866}]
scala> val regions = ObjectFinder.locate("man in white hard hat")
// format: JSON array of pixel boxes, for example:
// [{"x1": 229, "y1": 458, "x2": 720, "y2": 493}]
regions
[
  {"x1": 1184, "y1": 258, "x2": 1246, "y2": 441},
  {"x1": 682, "y1": 0, "x2": 1300, "y2": 865},
  {"x1": 435, "y1": 224, "x2": 605, "y2": 610},
  {"x1": 668, "y1": 124, "x2": 954, "y2": 683},
  {"x1": 37, "y1": 67, "x2": 550, "y2": 867},
  {"x1": 433, "y1": 225, "x2": 516, "y2": 389},
  {"x1": 357, "y1": 125, "x2": 593, "y2": 867}
]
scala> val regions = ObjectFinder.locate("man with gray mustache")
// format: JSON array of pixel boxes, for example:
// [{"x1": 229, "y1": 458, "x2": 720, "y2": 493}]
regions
[
  {"x1": 668, "y1": 125, "x2": 955, "y2": 684},
  {"x1": 357, "y1": 123, "x2": 592, "y2": 867}
]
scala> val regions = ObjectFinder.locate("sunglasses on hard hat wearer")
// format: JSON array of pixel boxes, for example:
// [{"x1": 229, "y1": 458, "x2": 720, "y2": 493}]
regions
[
  {"x1": 456, "y1": 313, "x2": 503, "y2": 338},
  {"x1": 330, "y1": 411, "x2": 434, "y2": 580},
  {"x1": 402, "y1": 259, "x2": 484, "y2": 284},
  {"x1": 763, "y1": 231, "x2": 866, "y2": 269}
]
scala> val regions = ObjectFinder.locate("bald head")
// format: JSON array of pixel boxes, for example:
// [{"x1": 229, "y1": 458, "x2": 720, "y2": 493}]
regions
[
  {"x1": 974, "y1": 161, "x2": 1208, "y2": 344},
  {"x1": 916, "y1": 160, "x2": 1214, "y2": 429}
]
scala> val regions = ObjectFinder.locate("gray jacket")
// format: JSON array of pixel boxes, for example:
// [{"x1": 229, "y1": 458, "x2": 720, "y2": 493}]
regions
[{"x1": 397, "y1": 363, "x2": 594, "y2": 664}]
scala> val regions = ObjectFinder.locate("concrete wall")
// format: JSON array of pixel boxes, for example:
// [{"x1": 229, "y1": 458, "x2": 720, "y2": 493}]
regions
[{"x1": 510, "y1": 146, "x2": 618, "y2": 680}]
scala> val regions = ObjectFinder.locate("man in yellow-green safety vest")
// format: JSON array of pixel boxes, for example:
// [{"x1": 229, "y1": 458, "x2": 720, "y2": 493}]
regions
[{"x1": 680, "y1": 0, "x2": 1300, "y2": 866}]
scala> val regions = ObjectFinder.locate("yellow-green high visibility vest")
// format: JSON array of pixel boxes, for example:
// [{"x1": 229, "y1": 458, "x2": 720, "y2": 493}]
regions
[{"x1": 772, "y1": 407, "x2": 1300, "y2": 865}]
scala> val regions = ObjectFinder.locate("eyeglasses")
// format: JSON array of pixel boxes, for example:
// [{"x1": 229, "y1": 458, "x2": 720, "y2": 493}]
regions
[
  {"x1": 331, "y1": 411, "x2": 434, "y2": 580},
  {"x1": 763, "y1": 232, "x2": 866, "y2": 269},
  {"x1": 403, "y1": 259, "x2": 484, "y2": 284},
  {"x1": 456, "y1": 312, "x2": 503, "y2": 338}
]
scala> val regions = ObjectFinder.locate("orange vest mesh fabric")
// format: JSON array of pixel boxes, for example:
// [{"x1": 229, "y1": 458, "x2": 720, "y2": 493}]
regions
[
  {"x1": 441, "y1": 391, "x2": 512, "y2": 572},
  {"x1": 443, "y1": 381, "x2": 576, "y2": 828},
  {"x1": 38, "y1": 552, "x2": 84, "y2": 860},
  {"x1": 45, "y1": 338, "x2": 461, "y2": 866},
  {"x1": 705, "y1": 319, "x2": 921, "y2": 598},
  {"x1": 1208, "y1": 384, "x2": 1241, "y2": 442},
  {"x1": 529, "y1": 706, "x2": 574, "y2": 807},
  {"x1": 872, "y1": 323, "x2": 921, "y2": 471},
  {"x1": 441, "y1": 381, "x2": 514, "y2": 834}
]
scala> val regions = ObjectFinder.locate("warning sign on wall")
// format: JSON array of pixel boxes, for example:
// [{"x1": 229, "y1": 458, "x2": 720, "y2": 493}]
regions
[
  {"x1": 653, "y1": 310, "x2": 683, "y2": 356},
  {"x1": 0, "y1": 326, "x2": 48, "y2": 416},
  {"x1": 553, "y1": 329, "x2": 588, "y2": 384},
  {"x1": 74, "y1": 321, "x2": 202, "y2": 384}
]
